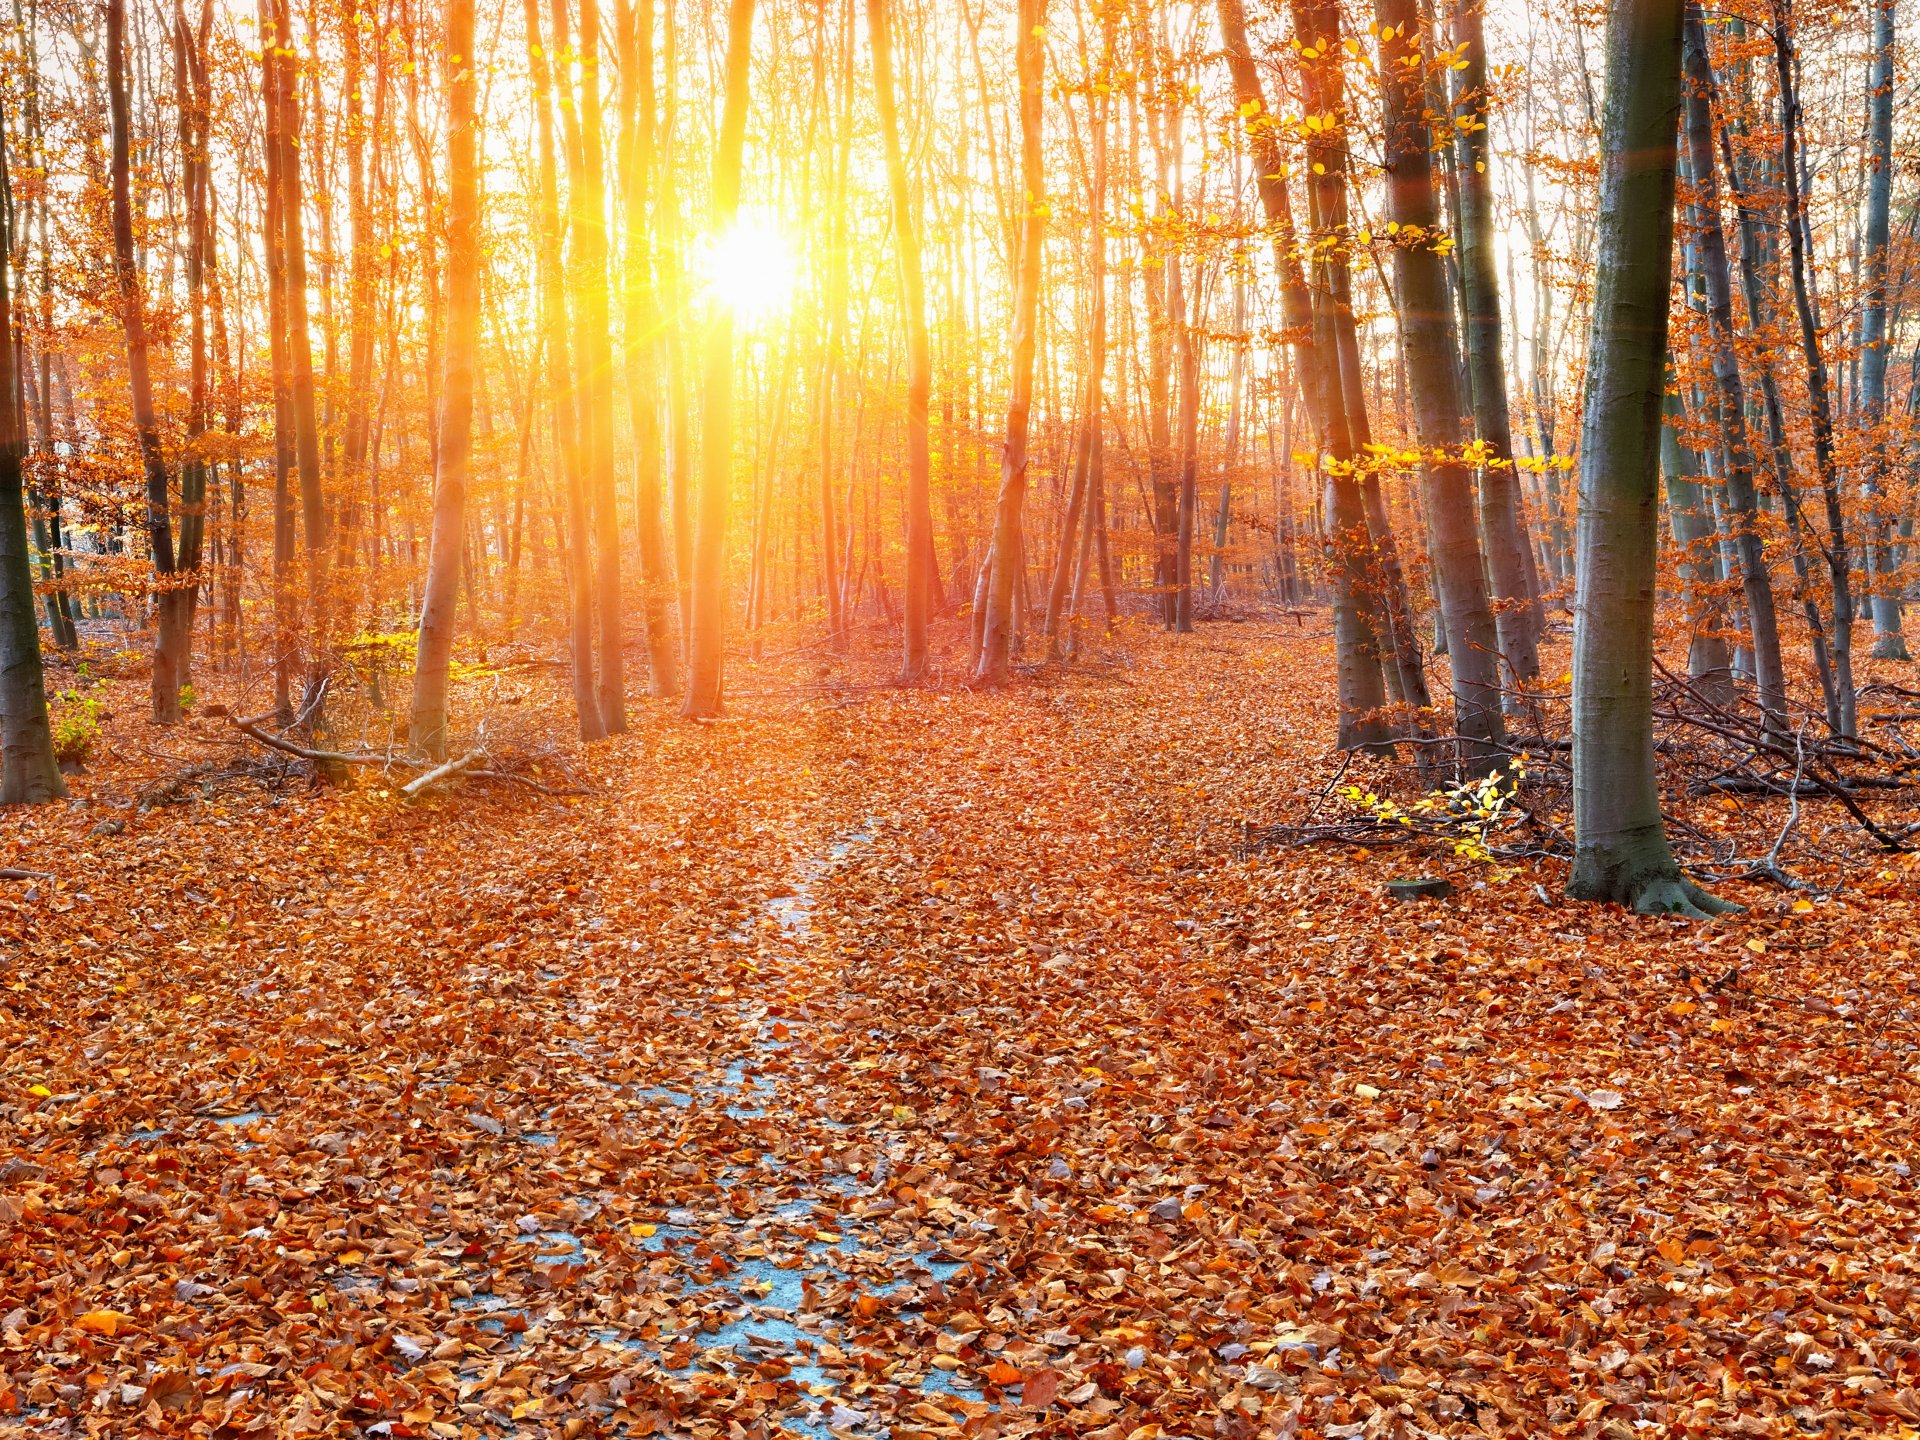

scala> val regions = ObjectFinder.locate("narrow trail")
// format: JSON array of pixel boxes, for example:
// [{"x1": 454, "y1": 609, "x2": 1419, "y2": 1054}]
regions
[{"x1": 4, "y1": 623, "x2": 1920, "y2": 1439}]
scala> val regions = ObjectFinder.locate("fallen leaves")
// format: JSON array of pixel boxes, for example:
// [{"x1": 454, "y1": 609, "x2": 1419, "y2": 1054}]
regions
[{"x1": 3, "y1": 625, "x2": 1919, "y2": 1439}]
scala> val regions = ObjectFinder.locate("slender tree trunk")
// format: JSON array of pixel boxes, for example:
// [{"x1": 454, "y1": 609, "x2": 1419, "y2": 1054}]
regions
[
  {"x1": 1218, "y1": 0, "x2": 1394, "y2": 748},
  {"x1": 1376, "y1": 0, "x2": 1505, "y2": 766},
  {"x1": 1453, "y1": 0, "x2": 1540, "y2": 689},
  {"x1": 270, "y1": 0, "x2": 327, "y2": 712},
  {"x1": 1172, "y1": 261, "x2": 1200, "y2": 635},
  {"x1": 526, "y1": 0, "x2": 602, "y2": 738},
  {"x1": 1567, "y1": 0, "x2": 1731, "y2": 916},
  {"x1": 407, "y1": 0, "x2": 479, "y2": 759},
  {"x1": 868, "y1": 0, "x2": 933, "y2": 680},
  {"x1": 576, "y1": 0, "x2": 626, "y2": 733},
  {"x1": 1679, "y1": 7, "x2": 1787, "y2": 727},
  {"x1": 1773, "y1": 4, "x2": 1856, "y2": 738},
  {"x1": 1662, "y1": 385, "x2": 1735, "y2": 706},
  {"x1": 0, "y1": 113, "x2": 63, "y2": 802},
  {"x1": 1857, "y1": 0, "x2": 1907, "y2": 659},
  {"x1": 973, "y1": 0, "x2": 1046, "y2": 686},
  {"x1": 108, "y1": 0, "x2": 183, "y2": 723},
  {"x1": 617, "y1": 0, "x2": 680, "y2": 696},
  {"x1": 680, "y1": 0, "x2": 756, "y2": 717}
]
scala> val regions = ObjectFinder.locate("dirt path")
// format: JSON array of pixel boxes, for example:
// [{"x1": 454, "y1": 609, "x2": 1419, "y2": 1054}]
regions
[{"x1": 4, "y1": 622, "x2": 1920, "y2": 1439}]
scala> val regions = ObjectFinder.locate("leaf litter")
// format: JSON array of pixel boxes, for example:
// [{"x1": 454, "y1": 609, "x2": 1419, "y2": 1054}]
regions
[{"x1": 3, "y1": 623, "x2": 1920, "y2": 1439}]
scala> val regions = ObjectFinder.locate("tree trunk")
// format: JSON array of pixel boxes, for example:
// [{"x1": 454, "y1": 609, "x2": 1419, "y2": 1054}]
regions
[
  {"x1": 1773, "y1": 5, "x2": 1856, "y2": 738},
  {"x1": 680, "y1": 0, "x2": 756, "y2": 718},
  {"x1": 0, "y1": 116, "x2": 64, "y2": 802},
  {"x1": 525, "y1": 0, "x2": 603, "y2": 739},
  {"x1": 1453, "y1": 0, "x2": 1541, "y2": 689},
  {"x1": 575, "y1": 0, "x2": 627, "y2": 733},
  {"x1": 270, "y1": 0, "x2": 327, "y2": 713},
  {"x1": 1567, "y1": 0, "x2": 1732, "y2": 916},
  {"x1": 1661, "y1": 385, "x2": 1736, "y2": 706},
  {"x1": 108, "y1": 0, "x2": 184, "y2": 724},
  {"x1": 617, "y1": 0, "x2": 679, "y2": 697},
  {"x1": 972, "y1": 0, "x2": 1046, "y2": 686},
  {"x1": 1856, "y1": 0, "x2": 1907, "y2": 659},
  {"x1": 1375, "y1": 0, "x2": 1505, "y2": 767},
  {"x1": 1218, "y1": 0, "x2": 1394, "y2": 749},
  {"x1": 1679, "y1": 6, "x2": 1787, "y2": 727},
  {"x1": 407, "y1": 0, "x2": 479, "y2": 759},
  {"x1": 867, "y1": 0, "x2": 933, "y2": 681}
]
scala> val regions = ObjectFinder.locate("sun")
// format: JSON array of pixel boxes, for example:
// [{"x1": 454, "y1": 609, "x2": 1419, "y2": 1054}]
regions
[{"x1": 699, "y1": 210, "x2": 800, "y2": 325}]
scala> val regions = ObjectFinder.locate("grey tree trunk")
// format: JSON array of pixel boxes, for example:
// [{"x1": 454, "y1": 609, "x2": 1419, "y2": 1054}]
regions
[
  {"x1": 1679, "y1": 7, "x2": 1788, "y2": 727},
  {"x1": 1221, "y1": 0, "x2": 1393, "y2": 748},
  {"x1": 407, "y1": 0, "x2": 480, "y2": 759},
  {"x1": 1453, "y1": 0, "x2": 1541, "y2": 690},
  {"x1": 1661, "y1": 386, "x2": 1735, "y2": 707},
  {"x1": 1375, "y1": 0, "x2": 1505, "y2": 766},
  {"x1": 1567, "y1": 0, "x2": 1733, "y2": 916},
  {"x1": 1774, "y1": 8, "x2": 1857, "y2": 738},
  {"x1": 0, "y1": 114, "x2": 64, "y2": 803},
  {"x1": 1857, "y1": 0, "x2": 1908, "y2": 659}
]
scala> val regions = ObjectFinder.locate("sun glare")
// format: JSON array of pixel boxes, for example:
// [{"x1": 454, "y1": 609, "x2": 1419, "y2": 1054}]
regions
[{"x1": 700, "y1": 211, "x2": 800, "y2": 325}]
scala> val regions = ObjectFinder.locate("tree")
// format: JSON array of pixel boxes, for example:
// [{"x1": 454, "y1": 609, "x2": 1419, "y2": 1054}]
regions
[
  {"x1": 1567, "y1": 0, "x2": 1733, "y2": 916},
  {"x1": 1452, "y1": 0, "x2": 1541, "y2": 691},
  {"x1": 1220, "y1": 0, "x2": 1396, "y2": 749},
  {"x1": 1375, "y1": 0, "x2": 1505, "y2": 766},
  {"x1": 106, "y1": 0, "x2": 184, "y2": 725},
  {"x1": 1855, "y1": 0, "x2": 1907, "y2": 660},
  {"x1": 867, "y1": 0, "x2": 933, "y2": 681},
  {"x1": 972, "y1": 0, "x2": 1047, "y2": 687},
  {"x1": 407, "y1": 0, "x2": 481, "y2": 759},
  {"x1": 0, "y1": 106, "x2": 63, "y2": 803},
  {"x1": 681, "y1": 0, "x2": 757, "y2": 719},
  {"x1": 1678, "y1": 4, "x2": 1787, "y2": 730}
]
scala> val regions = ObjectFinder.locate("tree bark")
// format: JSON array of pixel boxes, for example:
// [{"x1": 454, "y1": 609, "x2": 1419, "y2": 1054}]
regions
[
  {"x1": 1856, "y1": 0, "x2": 1907, "y2": 659},
  {"x1": 680, "y1": 0, "x2": 756, "y2": 717},
  {"x1": 1375, "y1": 0, "x2": 1505, "y2": 767},
  {"x1": 525, "y1": 0, "x2": 603, "y2": 739},
  {"x1": 107, "y1": 0, "x2": 184, "y2": 724},
  {"x1": 1567, "y1": 0, "x2": 1732, "y2": 916},
  {"x1": 1218, "y1": 0, "x2": 1395, "y2": 748},
  {"x1": 617, "y1": 0, "x2": 681, "y2": 696},
  {"x1": 0, "y1": 113, "x2": 64, "y2": 802},
  {"x1": 1453, "y1": 0, "x2": 1540, "y2": 689},
  {"x1": 973, "y1": 0, "x2": 1046, "y2": 686},
  {"x1": 1773, "y1": 4, "x2": 1856, "y2": 738},
  {"x1": 407, "y1": 0, "x2": 480, "y2": 759},
  {"x1": 867, "y1": 0, "x2": 933, "y2": 680},
  {"x1": 1679, "y1": 7, "x2": 1787, "y2": 728}
]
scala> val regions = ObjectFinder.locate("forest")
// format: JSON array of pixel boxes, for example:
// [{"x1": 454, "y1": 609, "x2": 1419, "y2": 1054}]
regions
[{"x1": 3, "y1": 0, "x2": 1920, "y2": 1434}]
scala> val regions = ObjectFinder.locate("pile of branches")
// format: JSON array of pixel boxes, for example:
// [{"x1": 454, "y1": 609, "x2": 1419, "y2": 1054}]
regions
[
  {"x1": 1245, "y1": 663, "x2": 1919, "y2": 892},
  {"x1": 226, "y1": 688, "x2": 587, "y2": 800}
]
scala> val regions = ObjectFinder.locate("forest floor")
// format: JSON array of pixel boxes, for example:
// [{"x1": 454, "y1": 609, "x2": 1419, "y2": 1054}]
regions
[{"x1": 3, "y1": 616, "x2": 1920, "y2": 1440}]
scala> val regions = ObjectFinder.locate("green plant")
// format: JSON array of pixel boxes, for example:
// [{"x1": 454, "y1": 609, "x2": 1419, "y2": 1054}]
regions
[
  {"x1": 51, "y1": 687, "x2": 104, "y2": 766},
  {"x1": 178, "y1": 682, "x2": 196, "y2": 713}
]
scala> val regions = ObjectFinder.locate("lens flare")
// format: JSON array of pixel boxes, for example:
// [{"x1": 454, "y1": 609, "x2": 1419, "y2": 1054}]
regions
[{"x1": 699, "y1": 211, "x2": 799, "y2": 324}]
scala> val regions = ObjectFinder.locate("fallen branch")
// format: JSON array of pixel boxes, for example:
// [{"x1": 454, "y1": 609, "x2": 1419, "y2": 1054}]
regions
[
  {"x1": 401, "y1": 751, "x2": 483, "y2": 797},
  {"x1": 0, "y1": 868, "x2": 53, "y2": 881},
  {"x1": 231, "y1": 718, "x2": 395, "y2": 768}
]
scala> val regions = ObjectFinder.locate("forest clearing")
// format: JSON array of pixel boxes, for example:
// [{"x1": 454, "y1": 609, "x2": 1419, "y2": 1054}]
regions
[{"x1": 5, "y1": 0, "x2": 1920, "y2": 1431}]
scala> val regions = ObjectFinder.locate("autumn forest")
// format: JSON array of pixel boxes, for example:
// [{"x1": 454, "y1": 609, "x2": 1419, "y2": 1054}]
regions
[{"x1": 2, "y1": 0, "x2": 1920, "y2": 1434}]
